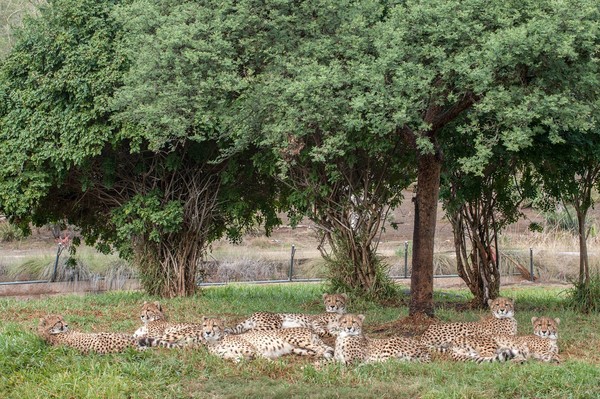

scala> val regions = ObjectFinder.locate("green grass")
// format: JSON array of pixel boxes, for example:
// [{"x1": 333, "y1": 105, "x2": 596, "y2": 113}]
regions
[{"x1": 1, "y1": 284, "x2": 599, "y2": 398}]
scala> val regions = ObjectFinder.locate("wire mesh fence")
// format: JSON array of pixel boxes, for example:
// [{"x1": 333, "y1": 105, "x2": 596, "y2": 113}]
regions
[{"x1": 0, "y1": 243, "x2": 551, "y2": 290}]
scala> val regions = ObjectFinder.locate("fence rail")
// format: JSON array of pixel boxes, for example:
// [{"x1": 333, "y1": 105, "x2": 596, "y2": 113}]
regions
[{"x1": 0, "y1": 243, "x2": 540, "y2": 288}]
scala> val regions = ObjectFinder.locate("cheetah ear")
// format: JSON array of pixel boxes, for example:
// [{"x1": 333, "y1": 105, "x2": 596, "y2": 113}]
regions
[
  {"x1": 143, "y1": 301, "x2": 148, "y2": 305},
  {"x1": 340, "y1": 293, "x2": 348, "y2": 300},
  {"x1": 357, "y1": 314, "x2": 366, "y2": 322},
  {"x1": 531, "y1": 317, "x2": 538, "y2": 325},
  {"x1": 487, "y1": 299, "x2": 493, "y2": 307},
  {"x1": 38, "y1": 318, "x2": 47, "y2": 327},
  {"x1": 153, "y1": 301, "x2": 162, "y2": 311},
  {"x1": 202, "y1": 316, "x2": 208, "y2": 321},
  {"x1": 322, "y1": 293, "x2": 327, "y2": 300},
  {"x1": 554, "y1": 318, "x2": 560, "y2": 325}
]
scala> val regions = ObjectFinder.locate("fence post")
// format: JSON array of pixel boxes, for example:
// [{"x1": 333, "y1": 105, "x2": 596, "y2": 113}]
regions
[
  {"x1": 404, "y1": 241, "x2": 408, "y2": 278},
  {"x1": 529, "y1": 247, "x2": 534, "y2": 282},
  {"x1": 289, "y1": 245, "x2": 296, "y2": 282},
  {"x1": 51, "y1": 244, "x2": 62, "y2": 282}
]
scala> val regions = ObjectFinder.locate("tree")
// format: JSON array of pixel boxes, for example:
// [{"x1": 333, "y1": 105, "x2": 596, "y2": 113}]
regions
[
  {"x1": 375, "y1": 0, "x2": 599, "y2": 315},
  {"x1": 229, "y1": 0, "x2": 416, "y2": 299},
  {"x1": 531, "y1": 131, "x2": 600, "y2": 287},
  {"x1": 441, "y1": 126, "x2": 532, "y2": 307},
  {"x1": 230, "y1": 0, "x2": 598, "y2": 314},
  {"x1": 0, "y1": 0, "x2": 278, "y2": 297}
]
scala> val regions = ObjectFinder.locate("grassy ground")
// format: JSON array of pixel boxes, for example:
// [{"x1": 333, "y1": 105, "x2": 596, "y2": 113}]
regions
[{"x1": 1, "y1": 284, "x2": 599, "y2": 399}]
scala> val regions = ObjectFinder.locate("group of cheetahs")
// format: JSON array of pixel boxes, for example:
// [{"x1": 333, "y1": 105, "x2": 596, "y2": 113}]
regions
[{"x1": 36, "y1": 293, "x2": 561, "y2": 365}]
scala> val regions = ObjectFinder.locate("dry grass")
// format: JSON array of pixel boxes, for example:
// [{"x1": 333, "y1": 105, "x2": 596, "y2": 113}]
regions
[{"x1": 2, "y1": 207, "x2": 600, "y2": 285}]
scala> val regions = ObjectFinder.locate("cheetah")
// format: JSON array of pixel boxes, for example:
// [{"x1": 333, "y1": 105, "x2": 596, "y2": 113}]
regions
[
  {"x1": 37, "y1": 314, "x2": 139, "y2": 354},
  {"x1": 134, "y1": 301, "x2": 204, "y2": 348},
  {"x1": 202, "y1": 317, "x2": 334, "y2": 362},
  {"x1": 226, "y1": 293, "x2": 348, "y2": 337},
  {"x1": 445, "y1": 316, "x2": 561, "y2": 364},
  {"x1": 328, "y1": 314, "x2": 430, "y2": 365},
  {"x1": 420, "y1": 297, "x2": 517, "y2": 350}
]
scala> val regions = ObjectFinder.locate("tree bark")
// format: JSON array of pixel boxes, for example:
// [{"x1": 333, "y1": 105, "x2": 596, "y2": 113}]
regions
[
  {"x1": 410, "y1": 151, "x2": 441, "y2": 317},
  {"x1": 404, "y1": 93, "x2": 477, "y2": 316},
  {"x1": 577, "y1": 208, "x2": 590, "y2": 286},
  {"x1": 450, "y1": 206, "x2": 501, "y2": 308}
]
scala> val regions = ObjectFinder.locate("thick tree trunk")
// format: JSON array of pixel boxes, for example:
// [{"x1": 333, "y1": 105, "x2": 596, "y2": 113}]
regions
[
  {"x1": 134, "y1": 231, "x2": 204, "y2": 298},
  {"x1": 410, "y1": 152, "x2": 441, "y2": 317}
]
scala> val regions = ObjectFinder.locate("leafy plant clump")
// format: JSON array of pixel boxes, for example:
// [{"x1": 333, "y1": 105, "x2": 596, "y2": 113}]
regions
[
  {"x1": 325, "y1": 250, "x2": 399, "y2": 302},
  {"x1": 565, "y1": 273, "x2": 600, "y2": 313},
  {"x1": 0, "y1": 221, "x2": 24, "y2": 242}
]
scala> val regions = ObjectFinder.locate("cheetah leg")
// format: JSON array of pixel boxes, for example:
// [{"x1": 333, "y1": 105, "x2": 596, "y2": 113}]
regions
[
  {"x1": 292, "y1": 335, "x2": 334, "y2": 358},
  {"x1": 291, "y1": 348, "x2": 312, "y2": 356},
  {"x1": 300, "y1": 343, "x2": 334, "y2": 358},
  {"x1": 507, "y1": 347, "x2": 528, "y2": 364},
  {"x1": 225, "y1": 319, "x2": 255, "y2": 335},
  {"x1": 450, "y1": 348, "x2": 500, "y2": 363}
]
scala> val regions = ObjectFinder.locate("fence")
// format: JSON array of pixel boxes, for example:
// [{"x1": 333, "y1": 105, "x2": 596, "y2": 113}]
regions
[{"x1": 0, "y1": 242, "x2": 543, "y2": 292}]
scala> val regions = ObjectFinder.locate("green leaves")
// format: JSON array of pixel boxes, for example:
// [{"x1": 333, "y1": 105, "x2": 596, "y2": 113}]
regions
[
  {"x1": 112, "y1": 192, "x2": 184, "y2": 249},
  {"x1": 0, "y1": 0, "x2": 126, "y2": 214}
]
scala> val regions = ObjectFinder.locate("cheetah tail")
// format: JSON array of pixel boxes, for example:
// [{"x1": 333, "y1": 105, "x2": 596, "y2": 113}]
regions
[{"x1": 138, "y1": 337, "x2": 180, "y2": 349}]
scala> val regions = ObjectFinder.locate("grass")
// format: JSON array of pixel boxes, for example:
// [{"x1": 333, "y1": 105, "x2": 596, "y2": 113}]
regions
[{"x1": 1, "y1": 284, "x2": 599, "y2": 398}]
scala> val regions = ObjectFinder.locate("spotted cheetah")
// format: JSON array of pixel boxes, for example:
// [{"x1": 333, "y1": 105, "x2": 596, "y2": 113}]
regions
[
  {"x1": 37, "y1": 314, "x2": 139, "y2": 354},
  {"x1": 420, "y1": 297, "x2": 517, "y2": 350},
  {"x1": 328, "y1": 314, "x2": 430, "y2": 365},
  {"x1": 226, "y1": 293, "x2": 348, "y2": 337},
  {"x1": 202, "y1": 317, "x2": 334, "y2": 362},
  {"x1": 134, "y1": 301, "x2": 204, "y2": 348},
  {"x1": 445, "y1": 316, "x2": 561, "y2": 364}
]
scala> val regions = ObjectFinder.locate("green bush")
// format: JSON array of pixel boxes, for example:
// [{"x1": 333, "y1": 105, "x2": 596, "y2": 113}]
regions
[{"x1": 565, "y1": 273, "x2": 600, "y2": 313}]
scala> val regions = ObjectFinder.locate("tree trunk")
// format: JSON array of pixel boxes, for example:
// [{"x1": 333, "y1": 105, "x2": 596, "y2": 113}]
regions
[
  {"x1": 410, "y1": 151, "x2": 441, "y2": 317},
  {"x1": 577, "y1": 208, "x2": 590, "y2": 286},
  {"x1": 318, "y1": 206, "x2": 395, "y2": 299},
  {"x1": 134, "y1": 230, "x2": 205, "y2": 297},
  {"x1": 450, "y1": 202, "x2": 501, "y2": 308}
]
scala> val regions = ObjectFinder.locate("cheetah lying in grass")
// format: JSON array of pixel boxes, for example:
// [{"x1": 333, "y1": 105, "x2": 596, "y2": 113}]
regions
[
  {"x1": 420, "y1": 297, "x2": 518, "y2": 350},
  {"x1": 134, "y1": 301, "x2": 204, "y2": 348},
  {"x1": 321, "y1": 314, "x2": 430, "y2": 366},
  {"x1": 38, "y1": 314, "x2": 139, "y2": 354},
  {"x1": 202, "y1": 317, "x2": 334, "y2": 362},
  {"x1": 445, "y1": 316, "x2": 561, "y2": 364},
  {"x1": 226, "y1": 293, "x2": 348, "y2": 337}
]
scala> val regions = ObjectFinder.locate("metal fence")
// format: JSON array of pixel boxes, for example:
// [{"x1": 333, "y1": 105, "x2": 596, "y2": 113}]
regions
[{"x1": 0, "y1": 242, "x2": 540, "y2": 289}]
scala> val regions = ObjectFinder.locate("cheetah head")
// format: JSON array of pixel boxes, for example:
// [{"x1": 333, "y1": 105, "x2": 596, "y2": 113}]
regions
[
  {"x1": 202, "y1": 317, "x2": 225, "y2": 343},
  {"x1": 488, "y1": 297, "x2": 515, "y2": 319},
  {"x1": 38, "y1": 314, "x2": 69, "y2": 335},
  {"x1": 140, "y1": 301, "x2": 165, "y2": 323},
  {"x1": 323, "y1": 293, "x2": 348, "y2": 314},
  {"x1": 337, "y1": 314, "x2": 365, "y2": 337},
  {"x1": 532, "y1": 316, "x2": 560, "y2": 340}
]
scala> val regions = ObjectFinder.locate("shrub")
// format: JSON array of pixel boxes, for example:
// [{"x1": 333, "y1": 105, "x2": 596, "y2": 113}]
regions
[
  {"x1": 0, "y1": 221, "x2": 24, "y2": 242},
  {"x1": 565, "y1": 273, "x2": 600, "y2": 313}
]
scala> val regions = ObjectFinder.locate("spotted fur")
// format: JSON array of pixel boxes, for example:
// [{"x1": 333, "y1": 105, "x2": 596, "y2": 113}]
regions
[
  {"x1": 226, "y1": 293, "x2": 348, "y2": 337},
  {"x1": 446, "y1": 316, "x2": 560, "y2": 364},
  {"x1": 420, "y1": 297, "x2": 517, "y2": 350},
  {"x1": 202, "y1": 317, "x2": 334, "y2": 362},
  {"x1": 330, "y1": 314, "x2": 430, "y2": 365},
  {"x1": 134, "y1": 301, "x2": 204, "y2": 348},
  {"x1": 38, "y1": 314, "x2": 138, "y2": 354}
]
